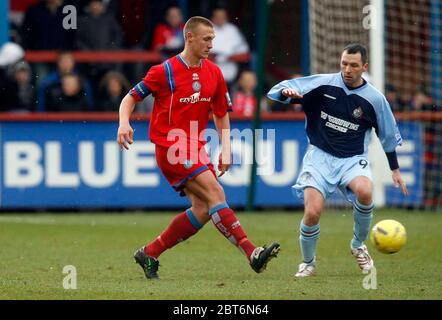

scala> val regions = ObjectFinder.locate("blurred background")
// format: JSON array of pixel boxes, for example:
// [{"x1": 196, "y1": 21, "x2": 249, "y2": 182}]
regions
[{"x1": 0, "y1": 0, "x2": 441, "y2": 211}]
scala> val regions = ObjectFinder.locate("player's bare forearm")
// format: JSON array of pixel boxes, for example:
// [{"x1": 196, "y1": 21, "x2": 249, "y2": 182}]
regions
[
  {"x1": 119, "y1": 94, "x2": 137, "y2": 125},
  {"x1": 392, "y1": 168, "x2": 409, "y2": 196},
  {"x1": 213, "y1": 113, "x2": 231, "y2": 153},
  {"x1": 117, "y1": 94, "x2": 136, "y2": 150},
  {"x1": 213, "y1": 113, "x2": 232, "y2": 176}
]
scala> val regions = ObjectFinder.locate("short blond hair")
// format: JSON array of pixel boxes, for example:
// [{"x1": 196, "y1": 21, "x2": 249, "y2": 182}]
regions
[{"x1": 183, "y1": 16, "x2": 214, "y2": 39}]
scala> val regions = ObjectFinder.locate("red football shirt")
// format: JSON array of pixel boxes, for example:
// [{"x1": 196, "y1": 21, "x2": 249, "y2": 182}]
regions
[{"x1": 131, "y1": 55, "x2": 232, "y2": 148}]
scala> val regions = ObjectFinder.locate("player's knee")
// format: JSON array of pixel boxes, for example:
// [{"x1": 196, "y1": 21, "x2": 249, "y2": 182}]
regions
[
  {"x1": 354, "y1": 187, "x2": 373, "y2": 204},
  {"x1": 191, "y1": 204, "x2": 210, "y2": 224},
  {"x1": 193, "y1": 202, "x2": 208, "y2": 214},
  {"x1": 193, "y1": 211, "x2": 211, "y2": 225},
  {"x1": 304, "y1": 205, "x2": 322, "y2": 224}
]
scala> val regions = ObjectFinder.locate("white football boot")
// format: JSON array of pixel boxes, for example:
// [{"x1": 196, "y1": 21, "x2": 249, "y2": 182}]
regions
[
  {"x1": 295, "y1": 259, "x2": 316, "y2": 278},
  {"x1": 351, "y1": 244, "x2": 374, "y2": 272}
]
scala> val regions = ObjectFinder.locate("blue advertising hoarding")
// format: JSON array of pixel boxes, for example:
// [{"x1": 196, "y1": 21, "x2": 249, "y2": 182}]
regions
[{"x1": 0, "y1": 119, "x2": 422, "y2": 209}]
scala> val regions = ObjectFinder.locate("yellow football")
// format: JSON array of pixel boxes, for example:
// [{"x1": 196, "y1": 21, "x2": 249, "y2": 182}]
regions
[{"x1": 370, "y1": 219, "x2": 407, "y2": 254}]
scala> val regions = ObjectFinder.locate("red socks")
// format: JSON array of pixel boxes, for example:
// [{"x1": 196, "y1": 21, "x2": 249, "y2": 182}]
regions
[
  {"x1": 144, "y1": 204, "x2": 256, "y2": 262},
  {"x1": 209, "y1": 203, "x2": 256, "y2": 260},
  {"x1": 145, "y1": 209, "x2": 201, "y2": 259}
]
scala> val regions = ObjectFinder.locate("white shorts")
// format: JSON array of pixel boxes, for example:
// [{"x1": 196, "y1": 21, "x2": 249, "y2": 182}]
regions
[{"x1": 293, "y1": 145, "x2": 372, "y2": 201}]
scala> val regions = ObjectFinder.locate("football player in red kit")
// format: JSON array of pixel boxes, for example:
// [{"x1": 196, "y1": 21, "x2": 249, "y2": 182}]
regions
[{"x1": 117, "y1": 16, "x2": 279, "y2": 280}]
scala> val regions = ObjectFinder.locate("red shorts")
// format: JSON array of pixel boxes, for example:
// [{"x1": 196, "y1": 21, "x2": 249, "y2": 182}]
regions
[{"x1": 155, "y1": 144, "x2": 217, "y2": 194}]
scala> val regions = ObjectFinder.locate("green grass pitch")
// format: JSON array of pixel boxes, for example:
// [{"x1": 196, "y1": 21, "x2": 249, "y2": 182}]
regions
[{"x1": 1, "y1": 209, "x2": 441, "y2": 300}]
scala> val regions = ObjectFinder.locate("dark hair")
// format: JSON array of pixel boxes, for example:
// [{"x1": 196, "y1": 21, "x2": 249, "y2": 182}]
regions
[
  {"x1": 212, "y1": 6, "x2": 228, "y2": 13},
  {"x1": 56, "y1": 51, "x2": 74, "y2": 62},
  {"x1": 343, "y1": 43, "x2": 368, "y2": 64}
]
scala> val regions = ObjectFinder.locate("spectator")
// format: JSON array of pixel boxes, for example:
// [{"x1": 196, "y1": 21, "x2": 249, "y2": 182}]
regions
[
  {"x1": 97, "y1": 71, "x2": 131, "y2": 111},
  {"x1": 232, "y1": 70, "x2": 257, "y2": 116},
  {"x1": 410, "y1": 85, "x2": 436, "y2": 111},
  {"x1": 385, "y1": 84, "x2": 406, "y2": 112},
  {"x1": 37, "y1": 52, "x2": 94, "y2": 111},
  {"x1": 0, "y1": 42, "x2": 24, "y2": 112},
  {"x1": 12, "y1": 61, "x2": 36, "y2": 112},
  {"x1": 0, "y1": 42, "x2": 25, "y2": 67},
  {"x1": 10, "y1": 0, "x2": 40, "y2": 26},
  {"x1": 21, "y1": 0, "x2": 75, "y2": 50},
  {"x1": 76, "y1": 0, "x2": 122, "y2": 50},
  {"x1": 46, "y1": 74, "x2": 89, "y2": 112},
  {"x1": 0, "y1": 68, "x2": 18, "y2": 112},
  {"x1": 211, "y1": 7, "x2": 250, "y2": 86},
  {"x1": 151, "y1": 6, "x2": 185, "y2": 59},
  {"x1": 76, "y1": 0, "x2": 124, "y2": 89},
  {"x1": 9, "y1": 0, "x2": 40, "y2": 44}
]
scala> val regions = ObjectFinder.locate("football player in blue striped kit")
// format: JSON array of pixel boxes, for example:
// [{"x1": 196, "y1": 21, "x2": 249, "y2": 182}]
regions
[{"x1": 267, "y1": 44, "x2": 409, "y2": 277}]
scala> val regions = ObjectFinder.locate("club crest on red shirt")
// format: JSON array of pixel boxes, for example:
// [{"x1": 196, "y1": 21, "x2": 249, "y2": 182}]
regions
[{"x1": 192, "y1": 81, "x2": 201, "y2": 92}]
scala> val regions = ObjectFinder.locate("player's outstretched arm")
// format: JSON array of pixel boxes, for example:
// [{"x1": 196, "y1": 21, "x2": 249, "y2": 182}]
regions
[
  {"x1": 213, "y1": 113, "x2": 232, "y2": 177},
  {"x1": 392, "y1": 168, "x2": 409, "y2": 196},
  {"x1": 117, "y1": 94, "x2": 136, "y2": 150}
]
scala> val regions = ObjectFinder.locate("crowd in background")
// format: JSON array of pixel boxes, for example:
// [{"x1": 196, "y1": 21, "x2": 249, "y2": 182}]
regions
[{"x1": 0, "y1": 0, "x2": 438, "y2": 115}]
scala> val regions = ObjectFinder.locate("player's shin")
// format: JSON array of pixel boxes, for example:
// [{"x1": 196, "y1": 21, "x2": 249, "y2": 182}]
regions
[
  {"x1": 351, "y1": 199, "x2": 374, "y2": 249},
  {"x1": 209, "y1": 202, "x2": 256, "y2": 261},
  {"x1": 299, "y1": 221, "x2": 320, "y2": 264},
  {"x1": 145, "y1": 209, "x2": 202, "y2": 258}
]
